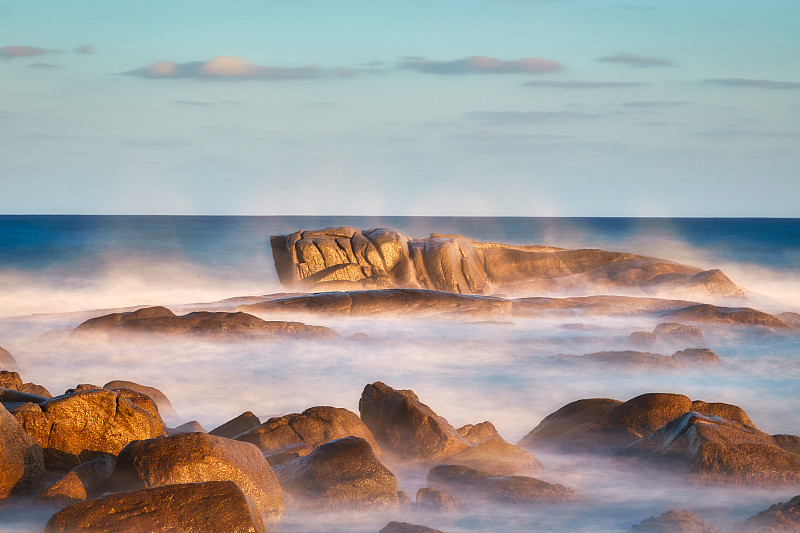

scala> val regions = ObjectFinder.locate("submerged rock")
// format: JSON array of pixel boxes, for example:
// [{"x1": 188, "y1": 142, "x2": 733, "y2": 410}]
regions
[
  {"x1": 210, "y1": 411, "x2": 261, "y2": 439},
  {"x1": 44, "y1": 481, "x2": 266, "y2": 533},
  {"x1": 273, "y1": 436, "x2": 398, "y2": 511},
  {"x1": 630, "y1": 509, "x2": 722, "y2": 532},
  {"x1": 36, "y1": 454, "x2": 115, "y2": 506},
  {"x1": 741, "y1": 495, "x2": 800, "y2": 531},
  {"x1": 380, "y1": 522, "x2": 447, "y2": 533},
  {"x1": 359, "y1": 382, "x2": 468, "y2": 462},
  {"x1": 653, "y1": 323, "x2": 704, "y2": 343},
  {"x1": 415, "y1": 487, "x2": 469, "y2": 512},
  {"x1": 0, "y1": 403, "x2": 45, "y2": 498},
  {"x1": 630, "y1": 331, "x2": 658, "y2": 347}
]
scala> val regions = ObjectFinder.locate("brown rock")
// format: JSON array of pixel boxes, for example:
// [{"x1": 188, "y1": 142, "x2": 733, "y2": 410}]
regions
[
  {"x1": 558, "y1": 351, "x2": 682, "y2": 369},
  {"x1": 690, "y1": 401, "x2": 754, "y2": 428},
  {"x1": 773, "y1": 435, "x2": 800, "y2": 455},
  {"x1": 20, "y1": 383, "x2": 51, "y2": 398},
  {"x1": 0, "y1": 403, "x2": 45, "y2": 498},
  {"x1": 237, "y1": 406, "x2": 381, "y2": 457},
  {"x1": 0, "y1": 346, "x2": 18, "y2": 371},
  {"x1": 654, "y1": 323, "x2": 705, "y2": 343},
  {"x1": 662, "y1": 305, "x2": 789, "y2": 328},
  {"x1": 36, "y1": 454, "x2": 115, "y2": 506},
  {"x1": 427, "y1": 464, "x2": 576, "y2": 504},
  {"x1": 630, "y1": 509, "x2": 722, "y2": 532},
  {"x1": 109, "y1": 432, "x2": 283, "y2": 526},
  {"x1": 64, "y1": 384, "x2": 101, "y2": 394},
  {"x1": 777, "y1": 312, "x2": 800, "y2": 329},
  {"x1": 444, "y1": 436, "x2": 542, "y2": 476},
  {"x1": 741, "y1": 495, "x2": 800, "y2": 532},
  {"x1": 380, "y1": 522, "x2": 447, "y2": 533},
  {"x1": 0, "y1": 370, "x2": 22, "y2": 390},
  {"x1": 263, "y1": 443, "x2": 315, "y2": 467},
  {"x1": 273, "y1": 436, "x2": 398, "y2": 511},
  {"x1": 359, "y1": 382, "x2": 468, "y2": 462},
  {"x1": 518, "y1": 398, "x2": 622, "y2": 452},
  {"x1": 103, "y1": 380, "x2": 177, "y2": 419},
  {"x1": 13, "y1": 388, "x2": 165, "y2": 470},
  {"x1": 672, "y1": 349, "x2": 719, "y2": 365},
  {"x1": 167, "y1": 420, "x2": 207, "y2": 435},
  {"x1": 631, "y1": 331, "x2": 658, "y2": 347},
  {"x1": 210, "y1": 411, "x2": 261, "y2": 439},
  {"x1": 457, "y1": 421, "x2": 501, "y2": 445},
  {"x1": 44, "y1": 480, "x2": 266, "y2": 533},
  {"x1": 415, "y1": 487, "x2": 469, "y2": 512}
]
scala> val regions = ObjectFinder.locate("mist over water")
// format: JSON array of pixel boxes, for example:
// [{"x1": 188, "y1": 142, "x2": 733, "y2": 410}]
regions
[{"x1": 1, "y1": 216, "x2": 798, "y2": 532}]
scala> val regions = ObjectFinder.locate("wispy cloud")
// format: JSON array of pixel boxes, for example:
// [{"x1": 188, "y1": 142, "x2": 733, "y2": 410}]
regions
[
  {"x1": 0, "y1": 45, "x2": 59, "y2": 59},
  {"x1": 691, "y1": 129, "x2": 800, "y2": 139},
  {"x1": 399, "y1": 55, "x2": 563, "y2": 75},
  {"x1": 704, "y1": 78, "x2": 800, "y2": 90},
  {"x1": 173, "y1": 99, "x2": 245, "y2": 106},
  {"x1": 620, "y1": 100, "x2": 689, "y2": 107},
  {"x1": 597, "y1": 53, "x2": 675, "y2": 67},
  {"x1": 450, "y1": 130, "x2": 572, "y2": 142},
  {"x1": 524, "y1": 80, "x2": 647, "y2": 89},
  {"x1": 120, "y1": 139, "x2": 194, "y2": 147},
  {"x1": 74, "y1": 45, "x2": 94, "y2": 54},
  {"x1": 466, "y1": 110, "x2": 601, "y2": 124},
  {"x1": 123, "y1": 56, "x2": 326, "y2": 80},
  {"x1": 27, "y1": 62, "x2": 59, "y2": 68}
]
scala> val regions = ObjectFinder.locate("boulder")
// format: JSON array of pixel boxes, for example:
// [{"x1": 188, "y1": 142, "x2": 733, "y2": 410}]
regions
[
  {"x1": 103, "y1": 380, "x2": 178, "y2": 419},
  {"x1": 630, "y1": 509, "x2": 722, "y2": 532},
  {"x1": 630, "y1": 331, "x2": 658, "y2": 347},
  {"x1": 359, "y1": 382, "x2": 468, "y2": 462},
  {"x1": 13, "y1": 388, "x2": 165, "y2": 470},
  {"x1": 616, "y1": 412, "x2": 800, "y2": 485},
  {"x1": 210, "y1": 411, "x2": 261, "y2": 439},
  {"x1": 237, "y1": 406, "x2": 381, "y2": 457},
  {"x1": 44, "y1": 481, "x2": 266, "y2": 533},
  {"x1": 415, "y1": 487, "x2": 469, "y2": 512},
  {"x1": 0, "y1": 346, "x2": 18, "y2": 370},
  {"x1": 273, "y1": 436, "x2": 398, "y2": 511},
  {"x1": 0, "y1": 370, "x2": 22, "y2": 389},
  {"x1": 444, "y1": 436, "x2": 542, "y2": 476},
  {"x1": 379, "y1": 522, "x2": 447, "y2": 533},
  {"x1": 36, "y1": 454, "x2": 115, "y2": 506},
  {"x1": 0, "y1": 403, "x2": 45, "y2": 498},
  {"x1": 671, "y1": 349, "x2": 719, "y2": 365},
  {"x1": 777, "y1": 312, "x2": 800, "y2": 329},
  {"x1": 20, "y1": 383, "x2": 51, "y2": 398},
  {"x1": 263, "y1": 443, "x2": 315, "y2": 467},
  {"x1": 518, "y1": 398, "x2": 622, "y2": 452},
  {"x1": 109, "y1": 432, "x2": 283, "y2": 526},
  {"x1": 74, "y1": 307, "x2": 337, "y2": 339},
  {"x1": 167, "y1": 421, "x2": 207, "y2": 435},
  {"x1": 457, "y1": 421, "x2": 501, "y2": 445},
  {"x1": 427, "y1": 464, "x2": 576, "y2": 504},
  {"x1": 741, "y1": 495, "x2": 800, "y2": 531},
  {"x1": 653, "y1": 323, "x2": 704, "y2": 343},
  {"x1": 661, "y1": 305, "x2": 789, "y2": 328}
]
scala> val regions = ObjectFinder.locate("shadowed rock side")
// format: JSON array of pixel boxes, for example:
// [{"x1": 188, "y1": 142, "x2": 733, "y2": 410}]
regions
[
  {"x1": 36, "y1": 455, "x2": 115, "y2": 506},
  {"x1": 741, "y1": 495, "x2": 800, "y2": 531},
  {"x1": 269, "y1": 227, "x2": 746, "y2": 299},
  {"x1": 74, "y1": 306, "x2": 336, "y2": 338},
  {"x1": 0, "y1": 403, "x2": 45, "y2": 498},
  {"x1": 380, "y1": 522, "x2": 447, "y2": 533},
  {"x1": 630, "y1": 509, "x2": 722, "y2": 532},
  {"x1": 210, "y1": 411, "x2": 261, "y2": 439},
  {"x1": 44, "y1": 481, "x2": 267, "y2": 533}
]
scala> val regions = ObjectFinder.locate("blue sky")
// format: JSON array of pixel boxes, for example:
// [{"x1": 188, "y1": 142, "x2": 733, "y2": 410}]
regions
[{"x1": 1, "y1": 0, "x2": 799, "y2": 216}]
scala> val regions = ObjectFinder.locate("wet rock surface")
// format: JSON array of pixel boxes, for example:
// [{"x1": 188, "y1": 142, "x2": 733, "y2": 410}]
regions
[
  {"x1": 741, "y1": 495, "x2": 800, "y2": 531},
  {"x1": 630, "y1": 509, "x2": 722, "y2": 532},
  {"x1": 44, "y1": 480, "x2": 266, "y2": 533}
]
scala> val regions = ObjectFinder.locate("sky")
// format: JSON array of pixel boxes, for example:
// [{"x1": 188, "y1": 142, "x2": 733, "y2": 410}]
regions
[{"x1": 1, "y1": 0, "x2": 799, "y2": 216}]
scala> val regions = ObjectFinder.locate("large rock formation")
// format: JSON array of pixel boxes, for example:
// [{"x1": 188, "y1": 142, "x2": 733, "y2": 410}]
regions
[
  {"x1": 13, "y1": 388, "x2": 165, "y2": 470},
  {"x1": 44, "y1": 481, "x2": 266, "y2": 533},
  {"x1": 269, "y1": 227, "x2": 746, "y2": 298},
  {"x1": 108, "y1": 432, "x2": 283, "y2": 526},
  {"x1": 74, "y1": 306, "x2": 336, "y2": 338},
  {"x1": 0, "y1": 403, "x2": 45, "y2": 498}
]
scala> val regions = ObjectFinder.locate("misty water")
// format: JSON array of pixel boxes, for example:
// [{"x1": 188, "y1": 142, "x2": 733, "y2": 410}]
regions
[{"x1": 1, "y1": 216, "x2": 799, "y2": 532}]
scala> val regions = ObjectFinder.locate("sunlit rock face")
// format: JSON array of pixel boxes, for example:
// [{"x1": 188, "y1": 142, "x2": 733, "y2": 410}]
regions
[{"x1": 270, "y1": 227, "x2": 746, "y2": 298}]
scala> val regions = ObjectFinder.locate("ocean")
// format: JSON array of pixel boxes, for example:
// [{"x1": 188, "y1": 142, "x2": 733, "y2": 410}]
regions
[{"x1": 0, "y1": 216, "x2": 799, "y2": 532}]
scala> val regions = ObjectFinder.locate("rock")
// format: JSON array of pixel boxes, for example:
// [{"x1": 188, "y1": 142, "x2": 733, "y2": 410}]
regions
[
  {"x1": 64, "y1": 384, "x2": 101, "y2": 394},
  {"x1": 13, "y1": 388, "x2": 165, "y2": 470},
  {"x1": 777, "y1": 312, "x2": 800, "y2": 329},
  {"x1": 671, "y1": 349, "x2": 719, "y2": 365},
  {"x1": 444, "y1": 436, "x2": 542, "y2": 476},
  {"x1": 0, "y1": 370, "x2": 22, "y2": 389},
  {"x1": 379, "y1": 522, "x2": 447, "y2": 533},
  {"x1": 359, "y1": 382, "x2": 468, "y2": 462},
  {"x1": 616, "y1": 411, "x2": 800, "y2": 485},
  {"x1": 74, "y1": 307, "x2": 337, "y2": 339},
  {"x1": 415, "y1": 487, "x2": 469, "y2": 512},
  {"x1": 263, "y1": 443, "x2": 315, "y2": 467},
  {"x1": 103, "y1": 380, "x2": 178, "y2": 420},
  {"x1": 653, "y1": 323, "x2": 705, "y2": 343},
  {"x1": 20, "y1": 383, "x2": 51, "y2": 398},
  {"x1": 631, "y1": 331, "x2": 658, "y2": 347},
  {"x1": 773, "y1": 434, "x2": 800, "y2": 455},
  {"x1": 519, "y1": 394, "x2": 692, "y2": 453},
  {"x1": 398, "y1": 490, "x2": 412, "y2": 511},
  {"x1": 457, "y1": 421, "x2": 501, "y2": 445},
  {"x1": 427, "y1": 464, "x2": 576, "y2": 504},
  {"x1": 0, "y1": 403, "x2": 45, "y2": 498},
  {"x1": 741, "y1": 495, "x2": 800, "y2": 531},
  {"x1": 237, "y1": 406, "x2": 381, "y2": 458},
  {"x1": 0, "y1": 346, "x2": 18, "y2": 370},
  {"x1": 167, "y1": 421, "x2": 207, "y2": 435},
  {"x1": 36, "y1": 454, "x2": 115, "y2": 506},
  {"x1": 44, "y1": 480, "x2": 266, "y2": 533},
  {"x1": 557, "y1": 351, "x2": 682, "y2": 369},
  {"x1": 109, "y1": 432, "x2": 283, "y2": 526},
  {"x1": 210, "y1": 411, "x2": 261, "y2": 439},
  {"x1": 662, "y1": 305, "x2": 789, "y2": 328},
  {"x1": 630, "y1": 509, "x2": 722, "y2": 532},
  {"x1": 273, "y1": 436, "x2": 398, "y2": 511},
  {"x1": 269, "y1": 227, "x2": 746, "y2": 298}
]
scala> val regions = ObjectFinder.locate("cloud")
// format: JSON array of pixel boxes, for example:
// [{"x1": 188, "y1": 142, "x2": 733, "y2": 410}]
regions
[
  {"x1": 120, "y1": 139, "x2": 194, "y2": 147},
  {"x1": 399, "y1": 55, "x2": 563, "y2": 75},
  {"x1": 74, "y1": 45, "x2": 94, "y2": 54},
  {"x1": 27, "y1": 62, "x2": 59, "y2": 68},
  {"x1": 597, "y1": 53, "x2": 675, "y2": 67},
  {"x1": 23, "y1": 133, "x2": 79, "y2": 140},
  {"x1": 524, "y1": 80, "x2": 647, "y2": 89},
  {"x1": 704, "y1": 78, "x2": 800, "y2": 90},
  {"x1": 466, "y1": 110, "x2": 601, "y2": 124},
  {"x1": 620, "y1": 100, "x2": 689, "y2": 107},
  {"x1": 123, "y1": 56, "x2": 325, "y2": 80},
  {"x1": 450, "y1": 130, "x2": 572, "y2": 142},
  {"x1": 173, "y1": 99, "x2": 245, "y2": 106},
  {"x1": 0, "y1": 45, "x2": 59, "y2": 59},
  {"x1": 691, "y1": 129, "x2": 800, "y2": 139}
]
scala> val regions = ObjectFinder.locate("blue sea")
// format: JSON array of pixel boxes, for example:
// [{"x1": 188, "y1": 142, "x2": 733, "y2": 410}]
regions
[{"x1": 0, "y1": 216, "x2": 799, "y2": 533}]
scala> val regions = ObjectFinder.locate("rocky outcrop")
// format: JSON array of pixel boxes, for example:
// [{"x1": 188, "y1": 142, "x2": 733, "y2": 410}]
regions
[
  {"x1": 109, "y1": 432, "x2": 283, "y2": 526},
  {"x1": 773, "y1": 434, "x2": 800, "y2": 455},
  {"x1": 0, "y1": 403, "x2": 45, "y2": 498},
  {"x1": 44, "y1": 481, "x2": 266, "y2": 533},
  {"x1": 415, "y1": 487, "x2": 469, "y2": 512},
  {"x1": 74, "y1": 306, "x2": 337, "y2": 338},
  {"x1": 427, "y1": 464, "x2": 575, "y2": 504},
  {"x1": 778, "y1": 312, "x2": 800, "y2": 329},
  {"x1": 653, "y1": 323, "x2": 705, "y2": 343},
  {"x1": 210, "y1": 411, "x2": 261, "y2": 439},
  {"x1": 630, "y1": 509, "x2": 722, "y2": 532},
  {"x1": 359, "y1": 382, "x2": 468, "y2": 462},
  {"x1": 236, "y1": 406, "x2": 381, "y2": 458},
  {"x1": 662, "y1": 305, "x2": 789, "y2": 328},
  {"x1": 616, "y1": 411, "x2": 800, "y2": 485},
  {"x1": 103, "y1": 380, "x2": 177, "y2": 420},
  {"x1": 13, "y1": 388, "x2": 165, "y2": 470},
  {"x1": 457, "y1": 421, "x2": 501, "y2": 445},
  {"x1": 269, "y1": 227, "x2": 746, "y2": 299},
  {"x1": 741, "y1": 495, "x2": 800, "y2": 531},
  {"x1": 167, "y1": 421, "x2": 207, "y2": 434},
  {"x1": 36, "y1": 455, "x2": 115, "y2": 506},
  {"x1": 380, "y1": 522, "x2": 447, "y2": 533},
  {"x1": 555, "y1": 349, "x2": 719, "y2": 370},
  {"x1": 443, "y1": 436, "x2": 541, "y2": 476},
  {"x1": 630, "y1": 331, "x2": 658, "y2": 347},
  {"x1": 0, "y1": 346, "x2": 18, "y2": 370},
  {"x1": 273, "y1": 436, "x2": 398, "y2": 511}
]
